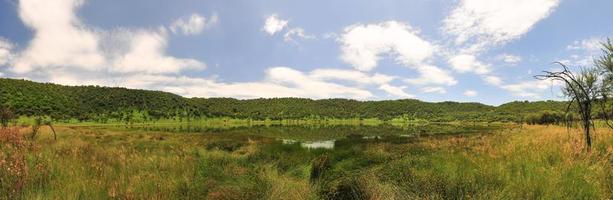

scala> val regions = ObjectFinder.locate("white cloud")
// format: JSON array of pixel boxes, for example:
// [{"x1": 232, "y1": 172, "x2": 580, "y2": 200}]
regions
[
  {"x1": 378, "y1": 84, "x2": 414, "y2": 98},
  {"x1": 308, "y1": 69, "x2": 419, "y2": 97},
  {"x1": 498, "y1": 54, "x2": 522, "y2": 64},
  {"x1": 463, "y1": 90, "x2": 478, "y2": 97},
  {"x1": 11, "y1": 0, "x2": 206, "y2": 76},
  {"x1": 567, "y1": 37, "x2": 602, "y2": 52},
  {"x1": 339, "y1": 21, "x2": 455, "y2": 87},
  {"x1": 141, "y1": 67, "x2": 375, "y2": 99},
  {"x1": 5, "y1": 0, "x2": 411, "y2": 100},
  {"x1": 170, "y1": 13, "x2": 218, "y2": 36},
  {"x1": 499, "y1": 79, "x2": 559, "y2": 97},
  {"x1": 421, "y1": 87, "x2": 446, "y2": 94},
  {"x1": 443, "y1": 0, "x2": 559, "y2": 51},
  {"x1": 14, "y1": 0, "x2": 105, "y2": 73},
  {"x1": 283, "y1": 28, "x2": 314, "y2": 43},
  {"x1": 404, "y1": 65, "x2": 457, "y2": 86},
  {"x1": 339, "y1": 21, "x2": 435, "y2": 71},
  {"x1": 309, "y1": 69, "x2": 395, "y2": 85},
  {"x1": 0, "y1": 38, "x2": 13, "y2": 66},
  {"x1": 111, "y1": 30, "x2": 205, "y2": 74},
  {"x1": 264, "y1": 67, "x2": 373, "y2": 98},
  {"x1": 448, "y1": 54, "x2": 490, "y2": 74},
  {"x1": 483, "y1": 75, "x2": 503, "y2": 86},
  {"x1": 262, "y1": 14, "x2": 288, "y2": 35},
  {"x1": 563, "y1": 37, "x2": 606, "y2": 67}
]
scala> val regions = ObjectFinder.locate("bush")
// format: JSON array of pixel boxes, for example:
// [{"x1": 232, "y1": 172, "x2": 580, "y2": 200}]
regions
[
  {"x1": 319, "y1": 175, "x2": 371, "y2": 200},
  {"x1": 310, "y1": 155, "x2": 332, "y2": 183},
  {"x1": 0, "y1": 128, "x2": 28, "y2": 199},
  {"x1": 524, "y1": 111, "x2": 567, "y2": 125},
  {"x1": 0, "y1": 107, "x2": 15, "y2": 128}
]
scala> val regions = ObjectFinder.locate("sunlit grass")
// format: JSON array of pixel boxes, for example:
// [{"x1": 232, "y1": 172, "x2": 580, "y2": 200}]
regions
[{"x1": 1, "y1": 124, "x2": 611, "y2": 199}]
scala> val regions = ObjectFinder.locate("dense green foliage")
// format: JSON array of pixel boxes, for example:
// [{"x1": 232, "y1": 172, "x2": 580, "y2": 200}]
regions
[{"x1": 0, "y1": 78, "x2": 579, "y2": 123}]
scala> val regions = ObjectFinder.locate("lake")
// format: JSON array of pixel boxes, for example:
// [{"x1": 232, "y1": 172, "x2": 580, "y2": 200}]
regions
[{"x1": 111, "y1": 123, "x2": 507, "y2": 151}]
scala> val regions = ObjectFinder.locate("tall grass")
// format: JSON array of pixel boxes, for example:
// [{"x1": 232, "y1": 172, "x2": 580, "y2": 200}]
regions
[{"x1": 0, "y1": 125, "x2": 611, "y2": 199}]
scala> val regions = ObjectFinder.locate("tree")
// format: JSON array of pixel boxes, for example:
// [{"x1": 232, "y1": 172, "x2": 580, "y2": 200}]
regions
[
  {"x1": 30, "y1": 117, "x2": 57, "y2": 140},
  {"x1": 0, "y1": 107, "x2": 15, "y2": 128},
  {"x1": 595, "y1": 39, "x2": 613, "y2": 128},
  {"x1": 536, "y1": 38, "x2": 613, "y2": 150}
]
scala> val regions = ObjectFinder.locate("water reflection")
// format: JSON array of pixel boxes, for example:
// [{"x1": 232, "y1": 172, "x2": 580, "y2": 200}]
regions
[
  {"x1": 362, "y1": 136, "x2": 383, "y2": 140},
  {"x1": 300, "y1": 140, "x2": 335, "y2": 149},
  {"x1": 281, "y1": 139, "x2": 297, "y2": 144},
  {"x1": 118, "y1": 123, "x2": 506, "y2": 143}
]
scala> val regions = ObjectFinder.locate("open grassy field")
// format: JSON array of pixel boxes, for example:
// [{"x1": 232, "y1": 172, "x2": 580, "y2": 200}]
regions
[{"x1": 1, "y1": 124, "x2": 612, "y2": 199}]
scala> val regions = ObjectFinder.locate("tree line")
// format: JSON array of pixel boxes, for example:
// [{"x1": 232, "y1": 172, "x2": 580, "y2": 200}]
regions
[{"x1": 1, "y1": 77, "x2": 592, "y2": 125}]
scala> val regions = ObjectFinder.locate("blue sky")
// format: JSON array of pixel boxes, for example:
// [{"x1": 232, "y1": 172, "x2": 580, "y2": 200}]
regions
[{"x1": 0, "y1": 0, "x2": 611, "y2": 105}]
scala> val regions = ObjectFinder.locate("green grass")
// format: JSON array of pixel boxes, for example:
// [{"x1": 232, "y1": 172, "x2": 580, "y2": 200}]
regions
[{"x1": 1, "y1": 124, "x2": 611, "y2": 199}]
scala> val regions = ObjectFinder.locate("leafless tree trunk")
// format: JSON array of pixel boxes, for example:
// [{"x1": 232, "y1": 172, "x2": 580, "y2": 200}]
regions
[
  {"x1": 536, "y1": 63, "x2": 597, "y2": 151},
  {"x1": 30, "y1": 117, "x2": 57, "y2": 141}
]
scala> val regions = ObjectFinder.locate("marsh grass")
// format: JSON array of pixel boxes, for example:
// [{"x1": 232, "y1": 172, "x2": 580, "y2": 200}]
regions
[{"x1": 0, "y1": 124, "x2": 611, "y2": 199}]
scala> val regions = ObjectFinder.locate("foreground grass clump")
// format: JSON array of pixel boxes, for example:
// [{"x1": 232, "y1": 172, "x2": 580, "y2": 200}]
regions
[{"x1": 0, "y1": 124, "x2": 611, "y2": 199}]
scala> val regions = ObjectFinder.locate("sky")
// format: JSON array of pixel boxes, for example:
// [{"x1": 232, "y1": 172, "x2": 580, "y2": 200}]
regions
[{"x1": 0, "y1": 0, "x2": 611, "y2": 105}]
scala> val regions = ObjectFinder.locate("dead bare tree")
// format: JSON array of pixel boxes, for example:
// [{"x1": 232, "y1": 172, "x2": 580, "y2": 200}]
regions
[
  {"x1": 536, "y1": 64, "x2": 599, "y2": 150},
  {"x1": 30, "y1": 117, "x2": 57, "y2": 140},
  {"x1": 535, "y1": 38, "x2": 613, "y2": 151}
]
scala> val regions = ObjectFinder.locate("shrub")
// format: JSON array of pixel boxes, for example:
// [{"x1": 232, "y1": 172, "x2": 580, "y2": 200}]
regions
[
  {"x1": 0, "y1": 128, "x2": 28, "y2": 199},
  {"x1": 310, "y1": 155, "x2": 332, "y2": 183}
]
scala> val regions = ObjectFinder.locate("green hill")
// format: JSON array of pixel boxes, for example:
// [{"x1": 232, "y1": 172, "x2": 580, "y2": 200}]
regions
[{"x1": 0, "y1": 78, "x2": 568, "y2": 122}]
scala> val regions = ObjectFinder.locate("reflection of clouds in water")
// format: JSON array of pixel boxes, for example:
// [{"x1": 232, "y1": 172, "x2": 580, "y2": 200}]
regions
[
  {"x1": 282, "y1": 139, "x2": 297, "y2": 144},
  {"x1": 400, "y1": 134, "x2": 416, "y2": 138},
  {"x1": 300, "y1": 140, "x2": 335, "y2": 149}
]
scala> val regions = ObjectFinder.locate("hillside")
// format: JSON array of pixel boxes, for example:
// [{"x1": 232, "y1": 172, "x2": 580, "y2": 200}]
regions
[{"x1": 0, "y1": 78, "x2": 567, "y2": 122}]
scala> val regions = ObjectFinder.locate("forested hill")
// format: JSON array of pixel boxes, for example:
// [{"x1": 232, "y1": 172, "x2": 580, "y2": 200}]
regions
[{"x1": 0, "y1": 78, "x2": 567, "y2": 122}]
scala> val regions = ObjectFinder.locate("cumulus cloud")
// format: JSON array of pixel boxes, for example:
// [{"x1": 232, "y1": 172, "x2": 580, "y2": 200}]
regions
[
  {"x1": 5, "y1": 0, "x2": 414, "y2": 100},
  {"x1": 448, "y1": 54, "x2": 490, "y2": 74},
  {"x1": 440, "y1": 0, "x2": 559, "y2": 90},
  {"x1": 421, "y1": 87, "x2": 446, "y2": 94},
  {"x1": 404, "y1": 65, "x2": 457, "y2": 86},
  {"x1": 339, "y1": 21, "x2": 435, "y2": 71},
  {"x1": 463, "y1": 90, "x2": 478, "y2": 97},
  {"x1": 483, "y1": 75, "x2": 503, "y2": 86},
  {"x1": 111, "y1": 29, "x2": 205, "y2": 74},
  {"x1": 283, "y1": 28, "x2": 314, "y2": 43},
  {"x1": 262, "y1": 14, "x2": 288, "y2": 35},
  {"x1": 498, "y1": 54, "x2": 522, "y2": 64},
  {"x1": 0, "y1": 38, "x2": 13, "y2": 67},
  {"x1": 308, "y1": 69, "x2": 419, "y2": 97},
  {"x1": 14, "y1": 0, "x2": 105, "y2": 73},
  {"x1": 309, "y1": 69, "x2": 394, "y2": 85},
  {"x1": 170, "y1": 13, "x2": 218, "y2": 36},
  {"x1": 261, "y1": 15, "x2": 313, "y2": 43},
  {"x1": 499, "y1": 79, "x2": 561, "y2": 97},
  {"x1": 340, "y1": 21, "x2": 455, "y2": 89},
  {"x1": 567, "y1": 37, "x2": 603, "y2": 52},
  {"x1": 443, "y1": 0, "x2": 559, "y2": 52},
  {"x1": 11, "y1": 0, "x2": 205, "y2": 76},
  {"x1": 378, "y1": 84, "x2": 413, "y2": 98},
  {"x1": 563, "y1": 36, "x2": 607, "y2": 67},
  {"x1": 121, "y1": 67, "x2": 376, "y2": 99}
]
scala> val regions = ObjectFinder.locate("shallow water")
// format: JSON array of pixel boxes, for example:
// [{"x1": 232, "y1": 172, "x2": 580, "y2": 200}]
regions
[
  {"x1": 112, "y1": 123, "x2": 507, "y2": 150},
  {"x1": 300, "y1": 140, "x2": 336, "y2": 149}
]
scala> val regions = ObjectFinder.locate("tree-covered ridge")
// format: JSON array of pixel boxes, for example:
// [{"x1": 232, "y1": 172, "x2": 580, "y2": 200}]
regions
[
  {"x1": 0, "y1": 78, "x2": 571, "y2": 122},
  {"x1": 0, "y1": 78, "x2": 187, "y2": 120}
]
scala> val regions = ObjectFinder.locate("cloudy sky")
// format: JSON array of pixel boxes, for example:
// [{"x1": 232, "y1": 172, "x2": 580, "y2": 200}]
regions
[{"x1": 0, "y1": 0, "x2": 611, "y2": 105}]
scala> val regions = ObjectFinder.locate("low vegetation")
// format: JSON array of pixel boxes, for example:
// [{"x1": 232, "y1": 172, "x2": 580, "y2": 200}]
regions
[{"x1": 1, "y1": 124, "x2": 611, "y2": 199}]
